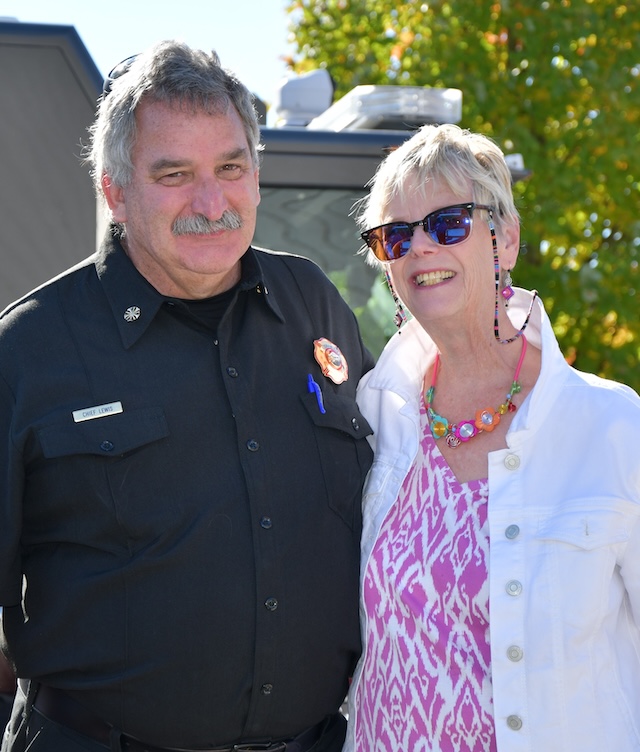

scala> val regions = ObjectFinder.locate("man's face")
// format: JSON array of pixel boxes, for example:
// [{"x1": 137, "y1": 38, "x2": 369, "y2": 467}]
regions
[{"x1": 103, "y1": 99, "x2": 260, "y2": 299}]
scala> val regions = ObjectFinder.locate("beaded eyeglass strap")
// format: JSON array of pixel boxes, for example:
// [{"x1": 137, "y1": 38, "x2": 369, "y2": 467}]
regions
[{"x1": 489, "y1": 218, "x2": 538, "y2": 344}]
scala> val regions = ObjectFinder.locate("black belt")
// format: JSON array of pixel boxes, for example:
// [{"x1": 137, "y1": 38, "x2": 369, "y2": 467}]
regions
[{"x1": 30, "y1": 683, "x2": 326, "y2": 752}]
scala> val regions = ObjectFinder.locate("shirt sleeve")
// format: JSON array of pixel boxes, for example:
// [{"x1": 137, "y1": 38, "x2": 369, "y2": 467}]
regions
[{"x1": 0, "y1": 372, "x2": 23, "y2": 606}]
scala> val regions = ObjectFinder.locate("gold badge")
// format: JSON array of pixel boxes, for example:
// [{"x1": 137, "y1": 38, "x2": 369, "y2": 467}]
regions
[{"x1": 313, "y1": 338, "x2": 348, "y2": 384}]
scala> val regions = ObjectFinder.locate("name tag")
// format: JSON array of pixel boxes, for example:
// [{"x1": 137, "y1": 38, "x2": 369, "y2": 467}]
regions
[{"x1": 72, "y1": 401, "x2": 123, "y2": 423}]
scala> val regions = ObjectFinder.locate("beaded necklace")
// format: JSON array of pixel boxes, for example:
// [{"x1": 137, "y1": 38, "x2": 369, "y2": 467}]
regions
[{"x1": 424, "y1": 335, "x2": 527, "y2": 448}]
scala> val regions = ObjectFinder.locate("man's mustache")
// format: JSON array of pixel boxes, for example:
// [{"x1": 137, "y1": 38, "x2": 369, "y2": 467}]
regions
[{"x1": 172, "y1": 210, "x2": 243, "y2": 235}]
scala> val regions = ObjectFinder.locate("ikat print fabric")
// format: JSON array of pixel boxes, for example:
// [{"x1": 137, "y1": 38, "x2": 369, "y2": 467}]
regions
[{"x1": 353, "y1": 410, "x2": 497, "y2": 751}]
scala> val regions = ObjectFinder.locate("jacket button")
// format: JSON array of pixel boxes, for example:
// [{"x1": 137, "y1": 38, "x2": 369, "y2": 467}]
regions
[
  {"x1": 100, "y1": 440, "x2": 114, "y2": 452},
  {"x1": 351, "y1": 417, "x2": 360, "y2": 431},
  {"x1": 504, "y1": 454, "x2": 520, "y2": 470},
  {"x1": 260, "y1": 516, "x2": 273, "y2": 529},
  {"x1": 261, "y1": 683, "x2": 273, "y2": 695},
  {"x1": 507, "y1": 715, "x2": 523, "y2": 731},
  {"x1": 507, "y1": 645, "x2": 524, "y2": 662},
  {"x1": 226, "y1": 366, "x2": 239, "y2": 378},
  {"x1": 247, "y1": 439, "x2": 260, "y2": 452},
  {"x1": 505, "y1": 580, "x2": 523, "y2": 596},
  {"x1": 264, "y1": 597, "x2": 278, "y2": 611}
]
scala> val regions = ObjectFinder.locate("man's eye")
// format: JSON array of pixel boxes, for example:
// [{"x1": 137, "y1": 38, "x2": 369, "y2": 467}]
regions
[
  {"x1": 158, "y1": 172, "x2": 187, "y2": 184},
  {"x1": 219, "y1": 164, "x2": 244, "y2": 178}
]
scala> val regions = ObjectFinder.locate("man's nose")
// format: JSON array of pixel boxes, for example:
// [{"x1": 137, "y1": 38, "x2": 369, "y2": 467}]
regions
[{"x1": 190, "y1": 177, "x2": 228, "y2": 219}]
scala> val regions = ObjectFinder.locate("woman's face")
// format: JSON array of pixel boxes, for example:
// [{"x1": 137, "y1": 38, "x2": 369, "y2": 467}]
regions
[{"x1": 384, "y1": 178, "x2": 516, "y2": 334}]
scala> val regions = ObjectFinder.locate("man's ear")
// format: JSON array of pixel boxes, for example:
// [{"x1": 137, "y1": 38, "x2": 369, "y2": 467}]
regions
[{"x1": 101, "y1": 174, "x2": 127, "y2": 223}]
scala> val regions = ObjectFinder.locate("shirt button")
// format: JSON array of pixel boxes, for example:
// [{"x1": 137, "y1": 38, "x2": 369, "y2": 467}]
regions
[
  {"x1": 264, "y1": 597, "x2": 278, "y2": 611},
  {"x1": 226, "y1": 366, "x2": 238, "y2": 377},
  {"x1": 504, "y1": 454, "x2": 520, "y2": 470},
  {"x1": 507, "y1": 715, "x2": 523, "y2": 731},
  {"x1": 505, "y1": 524, "x2": 520, "y2": 540},
  {"x1": 261, "y1": 683, "x2": 273, "y2": 695},
  {"x1": 507, "y1": 645, "x2": 524, "y2": 662},
  {"x1": 246, "y1": 439, "x2": 260, "y2": 452},
  {"x1": 506, "y1": 580, "x2": 523, "y2": 596},
  {"x1": 260, "y1": 516, "x2": 273, "y2": 529},
  {"x1": 100, "y1": 440, "x2": 114, "y2": 452}
]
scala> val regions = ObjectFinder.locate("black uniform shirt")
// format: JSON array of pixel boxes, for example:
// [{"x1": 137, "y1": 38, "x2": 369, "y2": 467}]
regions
[{"x1": 0, "y1": 228, "x2": 374, "y2": 747}]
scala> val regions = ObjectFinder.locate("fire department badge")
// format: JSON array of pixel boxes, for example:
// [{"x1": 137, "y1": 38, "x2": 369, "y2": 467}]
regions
[{"x1": 313, "y1": 338, "x2": 349, "y2": 384}]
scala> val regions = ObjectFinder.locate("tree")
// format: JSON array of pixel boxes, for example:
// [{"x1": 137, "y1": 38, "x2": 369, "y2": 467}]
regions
[{"x1": 285, "y1": 0, "x2": 640, "y2": 390}]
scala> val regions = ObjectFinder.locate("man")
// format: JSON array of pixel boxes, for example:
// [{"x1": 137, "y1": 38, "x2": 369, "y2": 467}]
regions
[{"x1": 0, "y1": 41, "x2": 373, "y2": 752}]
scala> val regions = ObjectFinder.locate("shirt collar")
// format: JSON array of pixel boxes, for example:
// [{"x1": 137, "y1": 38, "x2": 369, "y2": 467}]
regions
[
  {"x1": 96, "y1": 226, "x2": 284, "y2": 349},
  {"x1": 236, "y1": 246, "x2": 285, "y2": 323}
]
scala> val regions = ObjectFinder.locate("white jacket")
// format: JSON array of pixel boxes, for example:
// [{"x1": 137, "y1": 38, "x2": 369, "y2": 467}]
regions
[{"x1": 346, "y1": 290, "x2": 640, "y2": 752}]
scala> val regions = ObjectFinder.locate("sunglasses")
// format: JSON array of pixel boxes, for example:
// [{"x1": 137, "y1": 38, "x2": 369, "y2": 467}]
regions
[
  {"x1": 102, "y1": 54, "x2": 139, "y2": 99},
  {"x1": 361, "y1": 202, "x2": 494, "y2": 262}
]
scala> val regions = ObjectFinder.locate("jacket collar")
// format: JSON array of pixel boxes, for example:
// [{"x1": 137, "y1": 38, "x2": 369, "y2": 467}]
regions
[
  {"x1": 361, "y1": 289, "x2": 570, "y2": 439},
  {"x1": 507, "y1": 290, "x2": 569, "y2": 440},
  {"x1": 95, "y1": 226, "x2": 284, "y2": 349}
]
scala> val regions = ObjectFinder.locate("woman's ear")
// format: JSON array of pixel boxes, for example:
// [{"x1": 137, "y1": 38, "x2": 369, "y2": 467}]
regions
[{"x1": 500, "y1": 220, "x2": 521, "y2": 270}]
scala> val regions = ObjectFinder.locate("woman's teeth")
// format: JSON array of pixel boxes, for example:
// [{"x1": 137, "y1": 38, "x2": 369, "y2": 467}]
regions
[{"x1": 415, "y1": 271, "x2": 454, "y2": 286}]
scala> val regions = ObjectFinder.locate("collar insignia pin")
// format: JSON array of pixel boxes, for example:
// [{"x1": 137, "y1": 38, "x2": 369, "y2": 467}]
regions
[
  {"x1": 313, "y1": 338, "x2": 349, "y2": 384},
  {"x1": 123, "y1": 306, "x2": 141, "y2": 322}
]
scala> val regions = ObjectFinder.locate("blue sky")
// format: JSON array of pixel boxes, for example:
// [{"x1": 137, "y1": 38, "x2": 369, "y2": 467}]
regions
[{"x1": 2, "y1": 0, "x2": 295, "y2": 114}]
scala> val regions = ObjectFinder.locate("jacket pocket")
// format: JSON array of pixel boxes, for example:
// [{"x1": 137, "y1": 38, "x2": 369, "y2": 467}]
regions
[
  {"x1": 301, "y1": 391, "x2": 373, "y2": 530},
  {"x1": 32, "y1": 408, "x2": 172, "y2": 540},
  {"x1": 535, "y1": 499, "x2": 637, "y2": 630},
  {"x1": 38, "y1": 407, "x2": 169, "y2": 458},
  {"x1": 536, "y1": 500, "x2": 636, "y2": 550}
]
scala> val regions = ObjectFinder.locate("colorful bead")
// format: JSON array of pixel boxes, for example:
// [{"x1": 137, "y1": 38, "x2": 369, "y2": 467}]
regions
[
  {"x1": 430, "y1": 414, "x2": 449, "y2": 438},
  {"x1": 455, "y1": 421, "x2": 477, "y2": 442},
  {"x1": 476, "y1": 407, "x2": 500, "y2": 432},
  {"x1": 501, "y1": 286, "x2": 515, "y2": 301}
]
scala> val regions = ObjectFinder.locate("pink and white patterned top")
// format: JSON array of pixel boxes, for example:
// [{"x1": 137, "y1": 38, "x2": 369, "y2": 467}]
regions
[{"x1": 353, "y1": 406, "x2": 497, "y2": 752}]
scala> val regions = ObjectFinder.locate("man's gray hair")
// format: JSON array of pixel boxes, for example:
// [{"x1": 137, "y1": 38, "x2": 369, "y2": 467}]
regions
[{"x1": 86, "y1": 40, "x2": 263, "y2": 195}]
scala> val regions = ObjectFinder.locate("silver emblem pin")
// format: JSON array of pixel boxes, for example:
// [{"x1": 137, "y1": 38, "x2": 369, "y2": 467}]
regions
[{"x1": 124, "y1": 306, "x2": 141, "y2": 322}]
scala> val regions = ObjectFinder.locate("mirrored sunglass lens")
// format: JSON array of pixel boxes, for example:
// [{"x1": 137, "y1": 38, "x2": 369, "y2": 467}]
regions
[
  {"x1": 381, "y1": 224, "x2": 412, "y2": 260},
  {"x1": 428, "y1": 207, "x2": 472, "y2": 245}
]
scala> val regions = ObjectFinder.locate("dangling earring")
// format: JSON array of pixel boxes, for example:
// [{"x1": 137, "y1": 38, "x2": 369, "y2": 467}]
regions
[
  {"x1": 384, "y1": 267, "x2": 407, "y2": 329},
  {"x1": 490, "y1": 218, "x2": 537, "y2": 344},
  {"x1": 501, "y1": 269, "x2": 515, "y2": 306}
]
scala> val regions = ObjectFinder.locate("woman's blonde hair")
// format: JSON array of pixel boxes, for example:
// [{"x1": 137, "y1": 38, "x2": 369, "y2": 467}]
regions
[{"x1": 357, "y1": 123, "x2": 518, "y2": 267}]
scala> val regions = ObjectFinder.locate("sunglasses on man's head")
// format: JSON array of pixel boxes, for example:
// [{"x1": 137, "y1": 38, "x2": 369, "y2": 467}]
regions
[
  {"x1": 361, "y1": 202, "x2": 494, "y2": 262},
  {"x1": 102, "y1": 54, "x2": 139, "y2": 99}
]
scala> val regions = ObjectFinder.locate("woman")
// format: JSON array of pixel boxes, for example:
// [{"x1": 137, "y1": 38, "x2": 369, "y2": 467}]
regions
[{"x1": 345, "y1": 124, "x2": 640, "y2": 752}]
